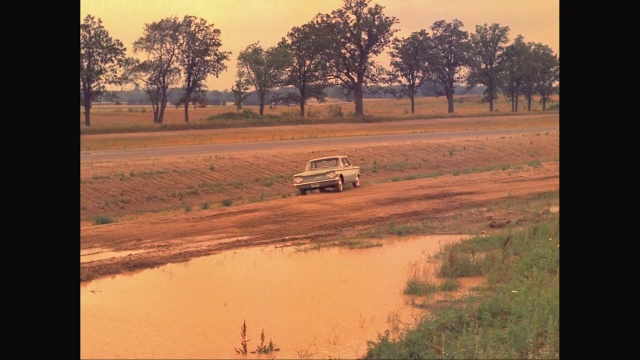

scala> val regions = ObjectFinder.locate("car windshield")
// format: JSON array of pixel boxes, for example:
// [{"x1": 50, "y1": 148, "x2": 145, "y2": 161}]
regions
[{"x1": 307, "y1": 158, "x2": 339, "y2": 171}]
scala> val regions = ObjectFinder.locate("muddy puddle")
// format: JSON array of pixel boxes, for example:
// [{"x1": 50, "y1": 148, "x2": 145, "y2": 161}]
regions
[{"x1": 80, "y1": 235, "x2": 469, "y2": 359}]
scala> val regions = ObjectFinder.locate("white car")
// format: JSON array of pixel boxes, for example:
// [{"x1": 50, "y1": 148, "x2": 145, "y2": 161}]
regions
[{"x1": 292, "y1": 155, "x2": 361, "y2": 195}]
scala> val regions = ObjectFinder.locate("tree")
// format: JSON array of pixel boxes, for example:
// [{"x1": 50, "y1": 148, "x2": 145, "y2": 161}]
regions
[
  {"x1": 231, "y1": 69, "x2": 252, "y2": 113},
  {"x1": 466, "y1": 23, "x2": 510, "y2": 112},
  {"x1": 386, "y1": 30, "x2": 432, "y2": 114},
  {"x1": 501, "y1": 35, "x2": 529, "y2": 112},
  {"x1": 176, "y1": 15, "x2": 230, "y2": 122},
  {"x1": 426, "y1": 19, "x2": 471, "y2": 113},
  {"x1": 237, "y1": 42, "x2": 291, "y2": 116},
  {"x1": 80, "y1": 14, "x2": 127, "y2": 126},
  {"x1": 315, "y1": 0, "x2": 398, "y2": 116},
  {"x1": 129, "y1": 16, "x2": 182, "y2": 123},
  {"x1": 531, "y1": 44, "x2": 559, "y2": 111},
  {"x1": 280, "y1": 22, "x2": 332, "y2": 117}
]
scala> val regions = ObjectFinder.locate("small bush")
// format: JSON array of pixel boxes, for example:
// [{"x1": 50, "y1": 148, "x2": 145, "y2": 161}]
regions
[
  {"x1": 93, "y1": 214, "x2": 115, "y2": 225},
  {"x1": 222, "y1": 199, "x2": 233, "y2": 207},
  {"x1": 439, "y1": 278, "x2": 461, "y2": 291},
  {"x1": 328, "y1": 104, "x2": 343, "y2": 118},
  {"x1": 404, "y1": 279, "x2": 438, "y2": 295}
]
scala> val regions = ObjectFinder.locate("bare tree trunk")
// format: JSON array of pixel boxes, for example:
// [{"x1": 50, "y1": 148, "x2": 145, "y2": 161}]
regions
[
  {"x1": 446, "y1": 90, "x2": 454, "y2": 113},
  {"x1": 83, "y1": 97, "x2": 92, "y2": 126},
  {"x1": 299, "y1": 89, "x2": 306, "y2": 117},
  {"x1": 410, "y1": 95, "x2": 415, "y2": 114},
  {"x1": 354, "y1": 81, "x2": 364, "y2": 116},
  {"x1": 183, "y1": 102, "x2": 190, "y2": 123}
]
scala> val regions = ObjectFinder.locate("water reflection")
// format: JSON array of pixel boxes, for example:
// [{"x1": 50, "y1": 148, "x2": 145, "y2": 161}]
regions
[{"x1": 80, "y1": 235, "x2": 467, "y2": 359}]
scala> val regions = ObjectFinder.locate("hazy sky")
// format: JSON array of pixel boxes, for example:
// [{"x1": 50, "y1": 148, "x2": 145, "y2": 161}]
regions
[{"x1": 80, "y1": 0, "x2": 559, "y2": 91}]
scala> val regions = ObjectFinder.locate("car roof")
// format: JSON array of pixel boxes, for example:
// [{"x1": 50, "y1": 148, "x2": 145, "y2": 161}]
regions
[{"x1": 307, "y1": 156, "x2": 348, "y2": 162}]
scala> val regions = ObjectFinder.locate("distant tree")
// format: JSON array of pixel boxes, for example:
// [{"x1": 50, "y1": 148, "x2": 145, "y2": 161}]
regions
[
  {"x1": 314, "y1": 0, "x2": 399, "y2": 116},
  {"x1": 426, "y1": 19, "x2": 471, "y2": 113},
  {"x1": 231, "y1": 69, "x2": 252, "y2": 113},
  {"x1": 465, "y1": 23, "x2": 510, "y2": 112},
  {"x1": 531, "y1": 44, "x2": 559, "y2": 110},
  {"x1": 127, "y1": 16, "x2": 182, "y2": 123},
  {"x1": 80, "y1": 14, "x2": 127, "y2": 126},
  {"x1": 176, "y1": 15, "x2": 231, "y2": 122},
  {"x1": 237, "y1": 42, "x2": 291, "y2": 116},
  {"x1": 386, "y1": 30, "x2": 432, "y2": 114},
  {"x1": 501, "y1": 35, "x2": 529, "y2": 112},
  {"x1": 280, "y1": 22, "x2": 332, "y2": 117}
]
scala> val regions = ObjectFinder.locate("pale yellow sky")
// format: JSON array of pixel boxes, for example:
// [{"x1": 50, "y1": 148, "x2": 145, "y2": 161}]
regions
[{"x1": 80, "y1": 0, "x2": 559, "y2": 91}]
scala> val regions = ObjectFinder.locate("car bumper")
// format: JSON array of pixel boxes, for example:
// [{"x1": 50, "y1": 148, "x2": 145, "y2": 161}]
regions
[{"x1": 294, "y1": 179, "x2": 340, "y2": 190}]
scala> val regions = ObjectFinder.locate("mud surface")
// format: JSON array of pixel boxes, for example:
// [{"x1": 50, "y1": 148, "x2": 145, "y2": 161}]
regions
[{"x1": 80, "y1": 115, "x2": 559, "y2": 282}]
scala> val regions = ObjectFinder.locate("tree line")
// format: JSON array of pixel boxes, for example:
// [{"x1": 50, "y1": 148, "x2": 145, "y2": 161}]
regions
[{"x1": 80, "y1": 0, "x2": 559, "y2": 126}]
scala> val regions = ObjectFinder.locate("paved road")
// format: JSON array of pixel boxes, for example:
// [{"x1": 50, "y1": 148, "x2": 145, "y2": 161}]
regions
[{"x1": 80, "y1": 126, "x2": 557, "y2": 163}]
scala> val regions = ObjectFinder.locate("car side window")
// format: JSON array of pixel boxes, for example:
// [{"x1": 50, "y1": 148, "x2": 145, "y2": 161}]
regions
[{"x1": 343, "y1": 158, "x2": 351, "y2": 166}]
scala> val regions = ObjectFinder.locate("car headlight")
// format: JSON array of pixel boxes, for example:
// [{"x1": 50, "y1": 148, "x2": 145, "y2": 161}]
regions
[
  {"x1": 293, "y1": 176, "x2": 303, "y2": 184},
  {"x1": 326, "y1": 171, "x2": 337, "y2": 178}
]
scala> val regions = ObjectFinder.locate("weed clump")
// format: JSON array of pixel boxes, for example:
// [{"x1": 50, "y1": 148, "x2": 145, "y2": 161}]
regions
[{"x1": 93, "y1": 214, "x2": 115, "y2": 225}]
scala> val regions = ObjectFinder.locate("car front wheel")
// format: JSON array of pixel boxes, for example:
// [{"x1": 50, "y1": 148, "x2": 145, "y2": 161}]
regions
[
  {"x1": 299, "y1": 189, "x2": 307, "y2": 195},
  {"x1": 335, "y1": 178, "x2": 343, "y2": 192},
  {"x1": 352, "y1": 175, "x2": 360, "y2": 188}
]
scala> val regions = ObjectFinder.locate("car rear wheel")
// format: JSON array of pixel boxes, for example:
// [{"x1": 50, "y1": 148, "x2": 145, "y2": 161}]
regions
[
  {"x1": 335, "y1": 178, "x2": 343, "y2": 192},
  {"x1": 299, "y1": 189, "x2": 307, "y2": 195},
  {"x1": 352, "y1": 175, "x2": 360, "y2": 188}
]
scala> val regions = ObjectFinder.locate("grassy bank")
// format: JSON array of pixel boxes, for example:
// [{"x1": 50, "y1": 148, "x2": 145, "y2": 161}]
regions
[{"x1": 364, "y1": 209, "x2": 560, "y2": 359}]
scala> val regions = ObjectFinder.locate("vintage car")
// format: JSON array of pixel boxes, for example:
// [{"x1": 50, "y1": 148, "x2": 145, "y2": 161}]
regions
[{"x1": 292, "y1": 155, "x2": 361, "y2": 195}]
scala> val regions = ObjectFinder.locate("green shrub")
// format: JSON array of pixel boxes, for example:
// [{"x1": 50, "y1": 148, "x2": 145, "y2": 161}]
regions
[
  {"x1": 93, "y1": 214, "x2": 115, "y2": 225},
  {"x1": 222, "y1": 199, "x2": 233, "y2": 207},
  {"x1": 404, "y1": 280, "x2": 437, "y2": 295}
]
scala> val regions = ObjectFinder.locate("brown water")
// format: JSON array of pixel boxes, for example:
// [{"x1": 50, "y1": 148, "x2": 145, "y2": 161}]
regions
[{"x1": 80, "y1": 235, "x2": 467, "y2": 359}]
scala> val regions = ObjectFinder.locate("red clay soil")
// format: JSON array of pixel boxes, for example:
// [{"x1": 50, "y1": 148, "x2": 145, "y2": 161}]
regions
[{"x1": 80, "y1": 115, "x2": 560, "y2": 282}]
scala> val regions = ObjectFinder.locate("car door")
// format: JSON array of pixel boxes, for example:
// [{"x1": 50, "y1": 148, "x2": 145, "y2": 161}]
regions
[{"x1": 340, "y1": 157, "x2": 356, "y2": 183}]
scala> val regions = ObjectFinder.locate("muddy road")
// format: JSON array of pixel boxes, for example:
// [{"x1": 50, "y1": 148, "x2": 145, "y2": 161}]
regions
[{"x1": 80, "y1": 114, "x2": 560, "y2": 282}]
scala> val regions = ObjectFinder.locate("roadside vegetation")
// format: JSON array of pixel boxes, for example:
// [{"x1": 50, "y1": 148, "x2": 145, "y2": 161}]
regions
[
  {"x1": 80, "y1": 95, "x2": 559, "y2": 146},
  {"x1": 364, "y1": 207, "x2": 559, "y2": 359}
]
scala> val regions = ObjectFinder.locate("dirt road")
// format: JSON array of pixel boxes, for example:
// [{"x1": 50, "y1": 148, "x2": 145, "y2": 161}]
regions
[{"x1": 80, "y1": 115, "x2": 560, "y2": 282}]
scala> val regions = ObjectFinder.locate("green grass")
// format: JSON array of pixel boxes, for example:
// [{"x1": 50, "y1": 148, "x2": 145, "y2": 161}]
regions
[{"x1": 364, "y1": 211, "x2": 559, "y2": 359}]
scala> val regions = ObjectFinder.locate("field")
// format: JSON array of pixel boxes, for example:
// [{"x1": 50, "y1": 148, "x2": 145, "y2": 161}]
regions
[{"x1": 80, "y1": 95, "x2": 559, "y2": 282}]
